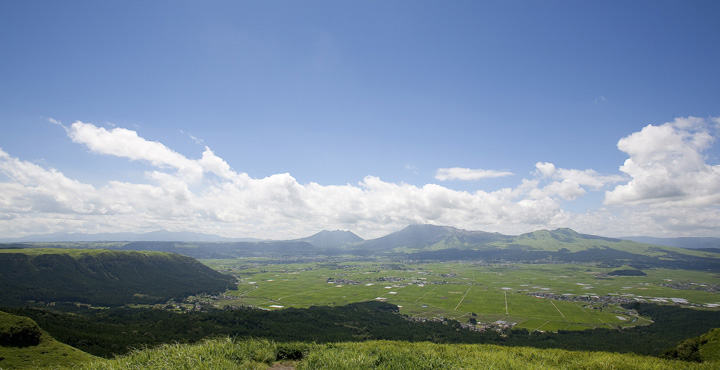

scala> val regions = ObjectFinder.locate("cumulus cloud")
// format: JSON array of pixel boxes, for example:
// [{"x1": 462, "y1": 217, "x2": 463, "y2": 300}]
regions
[
  {"x1": 0, "y1": 148, "x2": 101, "y2": 214},
  {"x1": 605, "y1": 117, "x2": 720, "y2": 206},
  {"x1": 68, "y1": 121, "x2": 204, "y2": 180},
  {"x1": 0, "y1": 123, "x2": 572, "y2": 239},
  {"x1": 435, "y1": 167, "x2": 514, "y2": 181},
  {"x1": 2, "y1": 118, "x2": 719, "y2": 239},
  {"x1": 533, "y1": 162, "x2": 624, "y2": 201}
]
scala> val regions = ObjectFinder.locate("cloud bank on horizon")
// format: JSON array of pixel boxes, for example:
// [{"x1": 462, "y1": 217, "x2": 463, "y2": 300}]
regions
[{"x1": 1, "y1": 116, "x2": 719, "y2": 239}]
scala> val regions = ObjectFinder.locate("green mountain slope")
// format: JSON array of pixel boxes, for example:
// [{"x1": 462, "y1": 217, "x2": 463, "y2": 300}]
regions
[
  {"x1": 0, "y1": 248, "x2": 236, "y2": 307},
  {"x1": 700, "y1": 328, "x2": 720, "y2": 362},
  {"x1": 380, "y1": 226, "x2": 720, "y2": 270},
  {"x1": 663, "y1": 327, "x2": 720, "y2": 363},
  {"x1": 623, "y1": 236, "x2": 720, "y2": 250},
  {"x1": 0, "y1": 310, "x2": 95, "y2": 369}
]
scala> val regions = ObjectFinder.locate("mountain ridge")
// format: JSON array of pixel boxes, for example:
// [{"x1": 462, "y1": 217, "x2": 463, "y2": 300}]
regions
[
  {"x1": 357, "y1": 224, "x2": 511, "y2": 251},
  {"x1": 0, "y1": 230, "x2": 262, "y2": 243},
  {"x1": 4, "y1": 225, "x2": 720, "y2": 270},
  {"x1": 293, "y1": 230, "x2": 364, "y2": 249},
  {"x1": 623, "y1": 236, "x2": 720, "y2": 250},
  {"x1": 5, "y1": 226, "x2": 720, "y2": 249},
  {"x1": 0, "y1": 248, "x2": 237, "y2": 307}
]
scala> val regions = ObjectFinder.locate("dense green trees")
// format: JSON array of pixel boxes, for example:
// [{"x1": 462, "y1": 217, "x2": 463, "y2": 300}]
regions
[
  {"x1": 0, "y1": 313, "x2": 42, "y2": 347},
  {"x1": 5, "y1": 301, "x2": 720, "y2": 360},
  {"x1": 0, "y1": 249, "x2": 236, "y2": 307}
]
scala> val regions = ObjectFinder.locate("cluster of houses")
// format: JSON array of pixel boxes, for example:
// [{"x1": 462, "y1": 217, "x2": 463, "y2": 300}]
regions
[
  {"x1": 326, "y1": 277, "x2": 362, "y2": 285},
  {"x1": 406, "y1": 315, "x2": 517, "y2": 333},
  {"x1": 526, "y1": 291, "x2": 636, "y2": 308},
  {"x1": 659, "y1": 280, "x2": 720, "y2": 294}
]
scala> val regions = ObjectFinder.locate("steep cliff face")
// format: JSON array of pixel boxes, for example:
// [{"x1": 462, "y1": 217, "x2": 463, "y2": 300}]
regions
[{"x1": 0, "y1": 248, "x2": 236, "y2": 306}]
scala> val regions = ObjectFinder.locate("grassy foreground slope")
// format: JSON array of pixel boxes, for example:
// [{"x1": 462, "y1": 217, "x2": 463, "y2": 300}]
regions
[
  {"x1": 0, "y1": 311, "x2": 95, "y2": 369},
  {"x1": 54, "y1": 337, "x2": 717, "y2": 370},
  {"x1": 663, "y1": 328, "x2": 720, "y2": 363},
  {"x1": 0, "y1": 248, "x2": 237, "y2": 306},
  {"x1": 700, "y1": 328, "x2": 720, "y2": 362}
]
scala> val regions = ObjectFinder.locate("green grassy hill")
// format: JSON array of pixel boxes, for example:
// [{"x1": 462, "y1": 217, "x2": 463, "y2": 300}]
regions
[
  {"x1": 0, "y1": 311, "x2": 95, "y2": 369},
  {"x1": 700, "y1": 328, "x2": 720, "y2": 362},
  {"x1": 0, "y1": 248, "x2": 236, "y2": 307},
  {"x1": 49, "y1": 337, "x2": 718, "y2": 370},
  {"x1": 662, "y1": 327, "x2": 720, "y2": 363},
  {"x1": 394, "y1": 226, "x2": 720, "y2": 270}
]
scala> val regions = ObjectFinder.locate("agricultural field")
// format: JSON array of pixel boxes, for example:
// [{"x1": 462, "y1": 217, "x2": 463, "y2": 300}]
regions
[{"x1": 203, "y1": 259, "x2": 720, "y2": 332}]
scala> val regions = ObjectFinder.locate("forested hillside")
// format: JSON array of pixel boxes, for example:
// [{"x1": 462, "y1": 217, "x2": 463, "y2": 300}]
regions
[
  {"x1": 6, "y1": 301, "x2": 720, "y2": 359},
  {"x1": 0, "y1": 249, "x2": 236, "y2": 306}
]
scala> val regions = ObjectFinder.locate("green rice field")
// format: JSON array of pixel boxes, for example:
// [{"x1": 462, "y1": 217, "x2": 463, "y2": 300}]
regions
[{"x1": 202, "y1": 259, "x2": 720, "y2": 332}]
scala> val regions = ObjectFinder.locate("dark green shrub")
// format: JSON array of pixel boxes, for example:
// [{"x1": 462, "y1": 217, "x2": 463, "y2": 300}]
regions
[
  {"x1": 276, "y1": 342, "x2": 314, "y2": 361},
  {"x1": 0, "y1": 318, "x2": 42, "y2": 347}
]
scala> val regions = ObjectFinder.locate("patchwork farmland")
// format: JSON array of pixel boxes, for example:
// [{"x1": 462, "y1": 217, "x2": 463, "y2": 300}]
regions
[{"x1": 203, "y1": 259, "x2": 720, "y2": 332}]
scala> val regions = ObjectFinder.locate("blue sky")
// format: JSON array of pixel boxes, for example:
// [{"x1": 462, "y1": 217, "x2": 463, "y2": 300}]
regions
[{"x1": 1, "y1": 1, "x2": 719, "y2": 239}]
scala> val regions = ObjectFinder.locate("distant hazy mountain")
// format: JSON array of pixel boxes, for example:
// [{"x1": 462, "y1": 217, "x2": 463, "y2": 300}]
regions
[
  {"x1": 0, "y1": 230, "x2": 261, "y2": 243},
  {"x1": 118, "y1": 240, "x2": 319, "y2": 259},
  {"x1": 5, "y1": 225, "x2": 720, "y2": 270},
  {"x1": 294, "y1": 230, "x2": 364, "y2": 249},
  {"x1": 622, "y1": 236, "x2": 720, "y2": 250},
  {"x1": 358, "y1": 224, "x2": 511, "y2": 251}
]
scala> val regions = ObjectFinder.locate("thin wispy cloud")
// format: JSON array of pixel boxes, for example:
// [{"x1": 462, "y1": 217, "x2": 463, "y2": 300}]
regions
[
  {"x1": 405, "y1": 164, "x2": 419, "y2": 175},
  {"x1": 47, "y1": 117, "x2": 67, "y2": 131},
  {"x1": 180, "y1": 130, "x2": 204, "y2": 145},
  {"x1": 435, "y1": 167, "x2": 514, "y2": 181}
]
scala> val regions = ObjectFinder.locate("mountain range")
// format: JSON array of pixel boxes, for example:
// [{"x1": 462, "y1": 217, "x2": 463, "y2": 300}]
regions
[
  {"x1": 4, "y1": 225, "x2": 720, "y2": 270},
  {"x1": 622, "y1": 236, "x2": 720, "y2": 250},
  {"x1": 5, "y1": 226, "x2": 720, "y2": 251},
  {"x1": 0, "y1": 230, "x2": 261, "y2": 243}
]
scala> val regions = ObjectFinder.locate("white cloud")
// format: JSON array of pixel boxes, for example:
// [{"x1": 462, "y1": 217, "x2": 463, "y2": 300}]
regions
[
  {"x1": 180, "y1": 129, "x2": 204, "y2": 144},
  {"x1": 0, "y1": 148, "x2": 102, "y2": 214},
  {"x1": 68, "y1": 121, "x2": 204, "y2": 180},
  {"x1": 435, "y1": 167, "x2": 514, "y2": 181},
  {"x1": 0, "y1": 122, "x2": 568, "y2": 239},
  {"x1": 534, "y1": 162, "x2": 624, "y2": 201},
  {"x1": 405, "y1": 164, "x2": 419, "y2": 175},
  {"x1": 2, "y1": 118, "x2": 720, "y2": 239},
  {"x1": 605, "y1": 117, "x2": 720, "y2": 206},
  {"x1": 47, "y1": 117, "x2": 66, "y2": 130}
]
